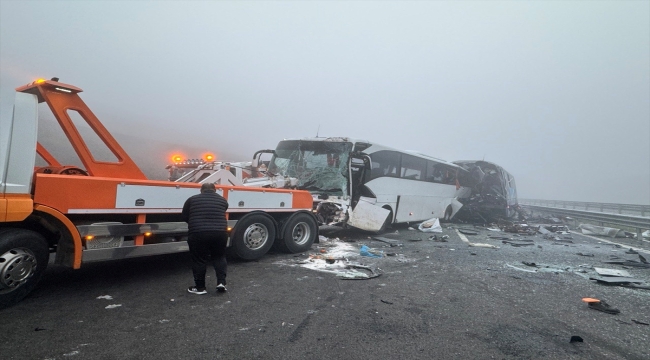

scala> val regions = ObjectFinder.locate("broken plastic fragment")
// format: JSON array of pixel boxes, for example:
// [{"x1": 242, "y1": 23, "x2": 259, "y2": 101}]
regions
[
  {"x1": 105, "y1": 304, "x2": 122, "y2": 309},
  {"x1": 360, "y1": 245, "x2": 383, "y2": 258}
]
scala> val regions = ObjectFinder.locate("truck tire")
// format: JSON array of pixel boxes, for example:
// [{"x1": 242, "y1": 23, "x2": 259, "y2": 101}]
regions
[
  {"x1": 230, "y1": 214, "x2": 275, "y2": 260},
  {"x1": 0, "y1": 228, "x2": 49, "y2": 309},
  {"x1": 276, "y1": 213, "x2": 317, "y2": 253}
]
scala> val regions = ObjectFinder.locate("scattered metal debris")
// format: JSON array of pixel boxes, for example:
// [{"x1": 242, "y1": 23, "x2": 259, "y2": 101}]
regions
[
  {"x1": 372, "y1": 236, "x2": 403, "y2": 246},
  {"x1": 337, "y1": 264, "x2": 382, "y2": 280},
  {"x1": 594, "y1": 268, "x2": 631, "y2": 277}
]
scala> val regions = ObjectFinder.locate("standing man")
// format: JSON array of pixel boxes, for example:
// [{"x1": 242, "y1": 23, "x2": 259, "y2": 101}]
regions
[{"x1": 182, "y1": 182, "x2": 229, "y2": 294}]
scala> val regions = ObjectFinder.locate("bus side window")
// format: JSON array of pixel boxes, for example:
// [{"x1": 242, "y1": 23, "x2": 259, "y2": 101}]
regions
[
  {"x1": 369, "y1": 151, "x2": 400, "y2": 179},
  {"x1": 426, "y1": 161, "x2": 444, "y2": 183},
  {"x1": 401, "y1": 154, "x2": 425, "y2": 180}
]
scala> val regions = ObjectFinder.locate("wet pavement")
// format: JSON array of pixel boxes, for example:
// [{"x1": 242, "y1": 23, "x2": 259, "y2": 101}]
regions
[{"x1": 1, "y1": 224, "x2": 649, "y2": 359}]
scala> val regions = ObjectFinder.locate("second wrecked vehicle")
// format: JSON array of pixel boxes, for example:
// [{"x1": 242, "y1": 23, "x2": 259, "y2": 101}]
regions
[{"x1": 453, "y1": 160, "x2": 519, "y2": 222}]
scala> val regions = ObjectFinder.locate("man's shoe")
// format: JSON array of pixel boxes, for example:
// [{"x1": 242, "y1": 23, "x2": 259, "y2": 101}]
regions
[
  {"x1": 216, "y1": 284, "x2": 227, "y2": 293},
  {"x1": 188, "y1": 286, "x2": 207, "y2": 295}
]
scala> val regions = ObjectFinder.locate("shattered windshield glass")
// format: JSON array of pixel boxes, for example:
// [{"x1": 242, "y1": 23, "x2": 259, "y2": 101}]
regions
[{"x1": 269, "y1": 140, "x2": 353, "y2": 195}]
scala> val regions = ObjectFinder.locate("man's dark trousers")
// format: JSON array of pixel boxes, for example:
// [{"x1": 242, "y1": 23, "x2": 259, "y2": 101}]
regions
[{"x1": 188, "y1": 231, "x2": 228, "y2": 288}]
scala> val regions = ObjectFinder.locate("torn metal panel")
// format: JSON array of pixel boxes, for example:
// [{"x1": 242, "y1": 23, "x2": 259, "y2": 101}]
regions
[
  {"x1": 347, "y1": 200, "x2": 390, "y2": 232},
  {"x1": 590, "y1": 277, "x2": 644, "y2": 284},
  {"x1": 594, "y1": 268, "x2": 632, "y2": 277},
  {"x1": 337, "y1": 264, "x2": 382, "y2": 280}
]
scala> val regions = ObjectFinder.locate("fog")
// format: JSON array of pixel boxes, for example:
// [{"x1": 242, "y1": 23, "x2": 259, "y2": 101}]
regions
[{"x1": 1, "y1": 1, "x2": 648, "y2": 204}]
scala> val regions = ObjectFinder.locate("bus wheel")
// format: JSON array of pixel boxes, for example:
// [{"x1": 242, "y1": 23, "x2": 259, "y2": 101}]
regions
[
  {"x1": 443, "y1": 206, "x2": 453, "y2": 222},
  {"x1": 0, "y1": 229, "x2": 49, "y2": 309},
  {"x1": 231, "y1": 214, "x2": 275, "y2": 260},
  {"x1": 277, "y1": 213, "x2": 317, "y2": 253}
]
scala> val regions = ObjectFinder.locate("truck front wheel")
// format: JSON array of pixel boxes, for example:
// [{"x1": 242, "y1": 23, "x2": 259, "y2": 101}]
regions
[{"x1": 0, "y1": 229, "x2": 49, "y2": 309}]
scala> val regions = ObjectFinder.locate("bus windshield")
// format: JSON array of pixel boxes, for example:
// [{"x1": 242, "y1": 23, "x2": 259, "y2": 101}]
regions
[{"x1": 268, "y1": 140, "x2": 353, "y2": 196}]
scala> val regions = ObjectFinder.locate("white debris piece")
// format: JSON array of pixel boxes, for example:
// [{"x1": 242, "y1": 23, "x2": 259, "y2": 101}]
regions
[
  {"x1": 105, "y1": 304, "x2": 122, "y2": 309},
  {"x1": 96, "y1": 295, "x2": 113, "y2": 300},
  {"x1": 594, "y1": 268, "x2": 632, "y2": 277},
  {"x1": 418, "y1": 218, "x2": 442, "y2": 233},
  {"x1": 469, "y1": 243, "x2": 499, "y2": 248},
  {"x1": 579, "y1": 224, "x2": 626, "y2": 238}
]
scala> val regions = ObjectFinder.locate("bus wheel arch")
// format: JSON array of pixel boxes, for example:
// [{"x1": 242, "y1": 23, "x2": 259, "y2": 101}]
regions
[
  {"x1": 443, "y1": 205, "x2": 453, "y2": 222},
  {"x1": 379, "y1": 206, "x2": 394, "y2": 233},
  {"x1": 229, "y1": 212, "x2": 276, "y2": 260},
  {"x1": 0, "y1": 228, "x2": 50, "y2": 309},
  {"x1": 276, "y1": 212, "x2": 318, "y2": 253}
]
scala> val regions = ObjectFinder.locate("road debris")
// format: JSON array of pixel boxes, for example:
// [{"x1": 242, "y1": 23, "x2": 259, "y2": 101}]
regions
[
  {"x1": 569, "y1": 336, "x2": 584, "y2": 343},
  {"x1": 581, "y1": 298, "x2": 620, "y2": 314},
  {"x1": 502, "y1": 240, "x2": 535, "y2": 247},
  {"x1": 506, "y1": 264, "x2": 537, "y2": 273},
  {"x1": 469, "y1": 243, "x2": 499, "y2": 248},
  {"x1": 594, "y1": 268, "x2": 631, "y2": 277},
  {"x1": 105, "y1": 304, "x2": 122, "y2": 309},
  {"x1": 96, "y1": 295, "x2": 113, "y2": 300},
  {"x1": 579, "y1": 224, "x2": 626, "y2": 238},
  {"x1": 458, "y1": 229, "x2": 479, "y2": 235},
  {"x1": 372, "y1": 236, "x2": 403, "y2": 246},
  {"x1": 576, "y1": 253, "x2": 594, "y2": 257},
  {"x1": 337, "y1": 264, "x2": 382, "y2": 280},
  {"x1": 418, "y1": 218, "x2": 442, "y2": 233},
  {"x1": 360, "y1": 245, "x2": 383, "y2": 258}
]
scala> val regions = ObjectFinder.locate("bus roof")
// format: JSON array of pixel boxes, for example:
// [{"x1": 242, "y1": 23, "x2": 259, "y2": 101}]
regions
[{"x1": 278, "y1": 137, "x2": 464, "y2": 170}]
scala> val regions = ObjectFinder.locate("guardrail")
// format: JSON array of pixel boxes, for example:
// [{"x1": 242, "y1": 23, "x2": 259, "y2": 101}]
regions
[
  {"x1": 519, "y1": 199, "x2": 650, "y2": 217},
  {"x1": 520, "y1": 204, "x2": 650, "y2": 240}
]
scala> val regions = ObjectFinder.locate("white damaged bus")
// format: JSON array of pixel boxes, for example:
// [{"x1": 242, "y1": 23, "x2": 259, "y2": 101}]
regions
[{"x1": 263, "y1": 137, "x2": 468, "y2": 232}]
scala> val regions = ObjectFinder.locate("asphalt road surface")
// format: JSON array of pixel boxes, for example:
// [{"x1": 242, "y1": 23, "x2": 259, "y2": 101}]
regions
[{"x1": 2, "y1": 224, "x2": 649, "y2": 360}]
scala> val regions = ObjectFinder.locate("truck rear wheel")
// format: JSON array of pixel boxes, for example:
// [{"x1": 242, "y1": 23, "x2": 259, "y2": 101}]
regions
[
  {"x1": 230, "y1": 214, "x2": 275, "y2": 260},
  {"x1": 0, "y1": 228, "x2": 49, "y2": 309},
  {"x1": 276, "y1": 213, "x2": 317, "y2": 253}
]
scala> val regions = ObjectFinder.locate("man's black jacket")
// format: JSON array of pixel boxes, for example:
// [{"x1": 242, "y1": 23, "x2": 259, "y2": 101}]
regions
[{"x1": 182, "y1": 192, "x2": 229, "y2": 234}]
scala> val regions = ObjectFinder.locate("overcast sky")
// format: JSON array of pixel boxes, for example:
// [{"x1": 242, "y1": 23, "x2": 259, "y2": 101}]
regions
[{"x1": 1, "y1": 1, "x2": 648, "y2": 204}]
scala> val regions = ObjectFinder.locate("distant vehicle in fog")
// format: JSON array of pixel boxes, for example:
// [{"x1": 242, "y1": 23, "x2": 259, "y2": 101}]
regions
[{"x1": 453, "y1": 160, "x2": 518, "y2": 222}]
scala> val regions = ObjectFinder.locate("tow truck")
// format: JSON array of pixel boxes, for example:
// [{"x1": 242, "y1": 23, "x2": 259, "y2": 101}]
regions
[{"x1": 0, "y1": 78, "x2": 319, "y2": 309}]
